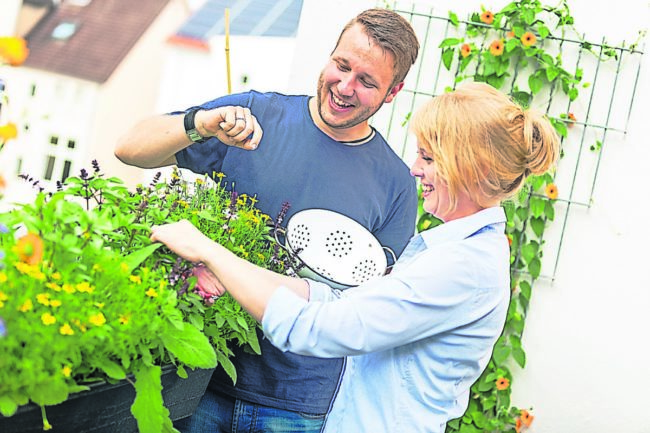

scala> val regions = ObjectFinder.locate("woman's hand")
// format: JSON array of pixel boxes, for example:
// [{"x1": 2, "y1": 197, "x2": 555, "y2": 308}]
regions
[{"x1": 150, "y1": 219, "x2": 214, "y2": 263}]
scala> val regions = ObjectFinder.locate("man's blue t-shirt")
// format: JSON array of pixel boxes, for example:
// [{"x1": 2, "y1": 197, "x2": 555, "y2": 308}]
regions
[{"x1": 176, "y1": 91, "x2": 417, "y2": 414}]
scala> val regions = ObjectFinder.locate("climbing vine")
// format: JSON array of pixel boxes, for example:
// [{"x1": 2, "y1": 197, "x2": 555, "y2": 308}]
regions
[{"x1": 411, "y1": 0, "x2": 644, "y2": 431}]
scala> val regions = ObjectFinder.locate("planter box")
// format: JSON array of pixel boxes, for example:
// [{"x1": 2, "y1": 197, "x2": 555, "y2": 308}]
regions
[{"x1": 0, "y1": 365, "x2": 214, "y2": 433}]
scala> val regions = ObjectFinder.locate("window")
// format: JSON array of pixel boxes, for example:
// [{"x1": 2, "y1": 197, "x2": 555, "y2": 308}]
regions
[
  {"x1": 50, "y1": 135, "x2": 59, "y2": 146},
  {"x1": 30, "y1": 84, "x2": 36, "y2": 97},
  {"x1": 61, "y1": 160, "x2": 72, "y2": 182},
  {"x1": 44, "y1": 155, "x2": 56, "y2": 181},
  {"x1": 67, "y1": 139, "x2": 76, "y2": 149}
]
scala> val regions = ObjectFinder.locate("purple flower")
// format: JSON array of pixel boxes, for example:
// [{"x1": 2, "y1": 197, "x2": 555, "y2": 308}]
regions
[
  {"x1": 0, "y1": 317, "x2": 6, "y2": 338},
  {"x1": 0, "y1": 223, "x2": 8, "y2": 234}
]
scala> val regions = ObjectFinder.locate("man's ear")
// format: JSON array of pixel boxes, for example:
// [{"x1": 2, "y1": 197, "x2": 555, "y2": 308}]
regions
[{"x1": 384, "y1": 82, "x2": 404, "y2": 104}]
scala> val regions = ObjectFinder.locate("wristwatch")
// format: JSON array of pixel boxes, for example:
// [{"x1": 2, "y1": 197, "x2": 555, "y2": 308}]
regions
[{"x1": 184, "y1": 108, "x2": 203, "y2": 142}]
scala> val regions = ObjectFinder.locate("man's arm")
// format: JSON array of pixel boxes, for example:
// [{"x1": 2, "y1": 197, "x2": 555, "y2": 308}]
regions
[{"x1": 115, "y1": 106, "x2": 263, "y2": 169}]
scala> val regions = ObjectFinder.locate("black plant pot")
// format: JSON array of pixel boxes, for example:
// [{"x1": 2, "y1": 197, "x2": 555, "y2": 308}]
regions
[{"x1": 0, "y1": 365, "x2": 214, "y2": 433}]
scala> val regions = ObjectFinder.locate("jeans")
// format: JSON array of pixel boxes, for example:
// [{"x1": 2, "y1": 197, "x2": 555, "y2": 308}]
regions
[{"x1": 174, "y1": 389, "x2": 326, "y2": 433}]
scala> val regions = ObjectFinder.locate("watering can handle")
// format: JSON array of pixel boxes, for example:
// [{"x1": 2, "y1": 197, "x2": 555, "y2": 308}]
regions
[{"x1": 383, "y1": 246, "x2": 397, "y2": 274}]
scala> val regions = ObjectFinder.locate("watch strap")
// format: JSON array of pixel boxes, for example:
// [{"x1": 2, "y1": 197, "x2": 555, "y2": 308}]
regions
[{"x1": 184, "y1": 108, "x2": 203, "y2": 142}]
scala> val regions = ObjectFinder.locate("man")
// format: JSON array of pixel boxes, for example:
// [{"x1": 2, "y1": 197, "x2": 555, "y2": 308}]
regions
[{"x1": 115, "y1": 8, "x2": 419, "y2": 433}]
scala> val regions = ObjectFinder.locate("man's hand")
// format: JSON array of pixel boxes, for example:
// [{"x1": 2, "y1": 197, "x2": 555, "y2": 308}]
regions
[{"x1": 195, "y1": 106, "x2": 262, "y2": 150}]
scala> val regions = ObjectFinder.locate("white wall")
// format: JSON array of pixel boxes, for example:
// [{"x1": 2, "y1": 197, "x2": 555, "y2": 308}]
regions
[{"x1": 292, "y1": 1, "x2": 650, "y2": 432}]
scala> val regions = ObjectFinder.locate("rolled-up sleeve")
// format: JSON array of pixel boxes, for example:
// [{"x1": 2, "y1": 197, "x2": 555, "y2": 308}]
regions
[{"x1": 260, "y1": 241, "x2": 509, "y2": 360}]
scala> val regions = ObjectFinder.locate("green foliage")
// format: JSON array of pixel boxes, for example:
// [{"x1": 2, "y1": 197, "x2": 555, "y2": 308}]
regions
[
  {"x1": 429, "y1": 0, "x2": 619, "y2": 431},
  {"x1": 0, "y1": 166, "x2": 289, "y2": 431}
]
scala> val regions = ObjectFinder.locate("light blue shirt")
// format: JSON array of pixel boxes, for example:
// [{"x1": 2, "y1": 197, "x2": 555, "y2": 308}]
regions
[{"x1": 262, "y1": 207, "x2": 510, "y2": 433}]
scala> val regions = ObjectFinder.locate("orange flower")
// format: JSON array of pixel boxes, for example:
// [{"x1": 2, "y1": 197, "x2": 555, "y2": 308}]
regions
[
  {"x1": 489, "y1": 39, "x2": 504, "y2": 56},
  {"x1": 0, "y1": 123, "x2": 18, "y2": 142},
  {"x1": 545, "y1": 183, "x2": 558, "y2": 200},
  {"x1": 521, "y1": 32, "x2": 537, "y2": 47},
  {"x1": 460, "y1": 43, "x2": 472, "y2": 58},
  {"x1": 15, "y1": 232, "x2": 44, "y2": 265},
  {"x1": 0, "y1": 37, "x2": 29, "y2": 66},
  {"x1": 567, "y1": 112, "x2": 577, "y2": 128},
  {"x1": 0, "y1": 174, "x2": 6, "y2": 192},
  {"x1": 495, "y1": 376, "x2": 510, "y2": 390},
  {"x1": 480, "y1": 11, "x2": 494, "y2": 25},
  {"x1": 515, "y1": 417, "x2": 522, "y2": 432},
  {"x1": 507, "y1": 234, "x2": 513, "y2": 246},
  {"x1": 520, "y1": 409, "x2": 534, "y2": 427},
  {"x1": 506, "y1": 30, "x2": 516, "y2": 39}
]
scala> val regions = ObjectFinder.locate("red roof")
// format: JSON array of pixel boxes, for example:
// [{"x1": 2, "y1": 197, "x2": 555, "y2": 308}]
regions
[{"x1": 24, "y1": 0, "x2": 171, "y2": 83}]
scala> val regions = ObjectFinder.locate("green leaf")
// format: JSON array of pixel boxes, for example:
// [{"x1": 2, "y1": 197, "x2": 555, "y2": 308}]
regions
[
  {"x1": 442, "y1": 48, "x2": 454, "y2": 71},
  {"x1": 0, "y1": 395, "x2": 18, "y2": 417},
  {"x1": 439, "y1": 37, "x2": 462, "y2": 48},
  {"x1": 568, "y1": 87, "x2": 579, "y2": 101},
  {"x1": 492, "y1": 343, "x2": 511, "y2": 365},
  {"x1": 529, "y1": 196, "x2": 546, "y2": 218},
  {"x1": 544, "y1": 200, "x2": 555, "y2": 221},
  {"x1": 123, "y1": 243, "x2": 163, "y2": 272},
  {"x1": 528, "y1": 73, "x2": 543, "y2": 95},
  {"x1": 132, "y1": 365, "x2": 165, "y2": 433},
  {"x1": 530, "y1": 217, "x2": 545, "y2": 238},
  {"x1": 216, "y1": 350, "x2": 238, "y2": 385},
  {"x1": 505, "y1": 38, "x2": 519, "y2": 53},
  {"x1": 511, "y1": 91, "x2": 532, "y2": 109},
  {"x1": 161, "y1": 323, "x2": 217, "y2": 368},
  {"x1": 96, "y1": 358, "x2": 126, "y2": 380},
  {"x1": 512, "y1": 346, "x2": 527, "y2": 368},
  {"x1": 546, "y1": 66, "x2": 559, "y2": 82},
  {"x1": 528, "y1": 257, "x2": 542, "y2": 279},
  {"x1": 31, "y1": 378, "x2": 69, "y2": 406},
  {"x1": 449, "y1": 11, "x2": 459, "y2": 26},
  {"x1": 538, "y1": 24, "x2": 550, "y2": 39}
]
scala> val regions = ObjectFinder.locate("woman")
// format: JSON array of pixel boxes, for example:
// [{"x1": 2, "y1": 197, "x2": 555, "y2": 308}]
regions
[{"x1": 150, "y1": 82, "x2": 559, "y2": 433}]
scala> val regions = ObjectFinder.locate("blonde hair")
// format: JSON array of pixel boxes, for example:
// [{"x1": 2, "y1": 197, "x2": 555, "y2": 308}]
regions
[{"x1": 410, "y1": 82, "x2": 560, "y2": 212}]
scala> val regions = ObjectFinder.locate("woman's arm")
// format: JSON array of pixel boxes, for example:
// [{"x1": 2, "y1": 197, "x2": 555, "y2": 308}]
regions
[{"x1": 150, "y1": 219, "x2": 308, "y2": 321}]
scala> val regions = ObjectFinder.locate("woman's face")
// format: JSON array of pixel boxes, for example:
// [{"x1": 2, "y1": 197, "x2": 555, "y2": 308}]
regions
[{"x1": 410, "y1": 143, "x2": 481, "y2": 222}]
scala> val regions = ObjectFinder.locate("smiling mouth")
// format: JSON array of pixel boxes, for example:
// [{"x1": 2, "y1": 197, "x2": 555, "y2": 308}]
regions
[
  {"x1": 422, "y1": 184, "x2": 434, "y2": 194},
  {"x1": 331, "y1": 91, "x2": 353, "y2": 109}
]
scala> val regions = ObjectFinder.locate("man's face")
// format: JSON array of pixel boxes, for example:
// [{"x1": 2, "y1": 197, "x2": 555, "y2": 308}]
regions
[{"x1": 316, "y1": 24, "x2": 402, "y2": 131}]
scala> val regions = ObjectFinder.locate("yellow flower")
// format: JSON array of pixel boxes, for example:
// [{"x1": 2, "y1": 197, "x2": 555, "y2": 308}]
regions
[
  {"x1": 489, "y1": 39, "x2": 504, "y2": 56},
  {"x1": 120, "y1": 262, "x2": 129, "y2": 273},
  {"x1": 0, "y1": 36, "x2": 29, "y2": 66},
  {"x1": 480, "y1": 10, "x2": 494, "y2": 25},
  {"x1": 119, "y1": 314, "x2": 130, "y2": 325},
  {"x1": 46, "y1": 282, "x2": 62, "y2": 292},
  {"x1": 0, "y1": 123, "x2": 18, "y2": 142},
  {"x1": 73, "y1": 319, "x2": 87, "y2": 333},
  {"x1": 51, "y1": 272, "x2": 62, "y2": 280},
  {"x1": 145, "y1": 288, "x2": 158, "y2": 298},
  {"x1": 59, "y1": 323, "x2": 74, "y2": 335},
  {"x1": 41, "y1": 312, "x2": 56, "y2": 325},
  {"x1": 36, "y1": 293, "x2": 50, "y2": 306},
  {"x1": 0, "y1": 271, "x2": 7, "y2": 283},
  {"x1": 0, "y1": 291, "x2": 7, "y2": 301},
  {"x1": 89, "y1": 313, "x2": 106, "y2": 326},
  {"x1": 129, "y1": 275, "x2": 142, "y2": 284},
  {"x1": 215, "y1": 172, "x2": 226, "y2": 180},
  {"x1": 62, "y1": 365, "x2": 72, "y2": 378},
  {"x1": 50, "y1": 299, "x2": 62, "y2": 308},
  {"x1": 545, "y1": 183, "x2": 558, "y2": 200},
  {"x1": 62, "y1": 283, "x2": 75, "y2": 294},
  {"x1": 521, "y1": 32, "x2": 536, "y2": 47},
  {"x1": 76, "y1": 281, "x2": 94, "y2": 293},
  {"x1": 19, "y1": 299, "x2": 33, "y2": 312}
]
